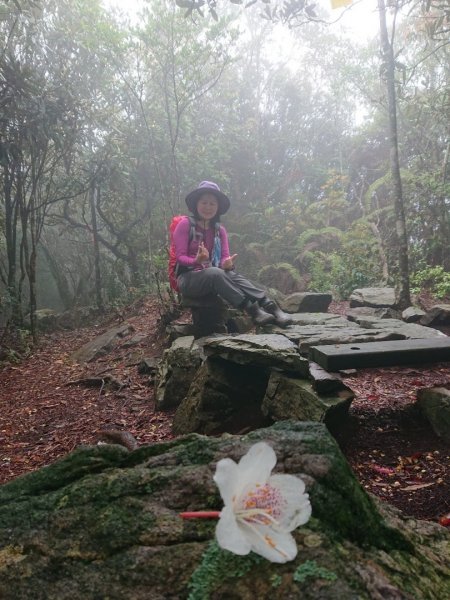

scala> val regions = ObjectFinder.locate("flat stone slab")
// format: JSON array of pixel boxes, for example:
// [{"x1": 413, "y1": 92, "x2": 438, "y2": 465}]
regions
[
  {"x1": 350, "y1": 317, "x2": 445, "y2": 339},
  {"x1": 270, "y1": 324, "x2": 404, "y2": 353},
  {"x1": 310, "y1": 337, "x2": 450, "y2": 370},
  {"x1": 267, "y1": 322, "x2": 354, "y2": 344},
  {"x1": 70, "y1": 324, "x2": 134, "y2": 363},
  {"x1": 349, "y1": 287, "x2": 397, "y2": 308},
  {"x1": 202, "y1": 333, "x2": 308, "y2": 375},
  {"x1": 284, "y1": 313, "x2": 350, "y2": 326},
  {"x1": 347, "y1": 307, "x2": 401, "y2": 321}
]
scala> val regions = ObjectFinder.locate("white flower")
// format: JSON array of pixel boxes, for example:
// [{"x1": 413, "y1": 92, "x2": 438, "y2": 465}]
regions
[{"x1": 213, "y1": 441, "x2": 312, "y2": 563}]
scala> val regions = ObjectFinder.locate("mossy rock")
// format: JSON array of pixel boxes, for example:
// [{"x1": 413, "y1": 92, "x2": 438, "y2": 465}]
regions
[{"x1": 0, "y1": 422, "x2": 449, "y2": 599}]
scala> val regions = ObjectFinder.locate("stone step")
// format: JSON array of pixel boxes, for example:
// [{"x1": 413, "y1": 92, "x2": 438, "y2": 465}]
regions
[{"x1": 310, "y1": 337, "x2": 450, "y2": 370}]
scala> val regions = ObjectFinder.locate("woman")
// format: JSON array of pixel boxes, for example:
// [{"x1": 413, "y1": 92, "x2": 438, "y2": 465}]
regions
[{"x1": 173, "y1": 180, "x2": 292, "y2": 328}]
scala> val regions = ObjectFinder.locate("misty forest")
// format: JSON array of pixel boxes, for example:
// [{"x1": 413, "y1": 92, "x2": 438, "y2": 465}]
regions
[
  {"x1": 1, "y1": 1, "x2": 450, "y2": 597},
  {"x1": 1, "y1": 0, "x2": 449, "y2": 337}
]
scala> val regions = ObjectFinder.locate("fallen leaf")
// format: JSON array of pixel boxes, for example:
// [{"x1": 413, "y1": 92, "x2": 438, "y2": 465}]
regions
[
  {"x1": 371, "y1": 465, "x2": 396, "y2": 476},
  {"x1": 439, "y1": 514, "x2": 450, "y2": 527},
  {"x1": 400, "y1": 482, "x2": 434, "y2": 491}
]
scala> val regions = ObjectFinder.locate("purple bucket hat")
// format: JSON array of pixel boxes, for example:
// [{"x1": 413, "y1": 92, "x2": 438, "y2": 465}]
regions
[{"x1": 185, "y1": 181, "x2": 230, "y2": 215}]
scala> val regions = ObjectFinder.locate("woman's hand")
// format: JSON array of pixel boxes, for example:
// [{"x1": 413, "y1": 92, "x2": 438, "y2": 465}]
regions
[
  {"x1": 222, "y1": 254, "x2": 238, "y2": 271},
  {"x1": 196, "y1": 242, "x2": 210, "y2": 263}
]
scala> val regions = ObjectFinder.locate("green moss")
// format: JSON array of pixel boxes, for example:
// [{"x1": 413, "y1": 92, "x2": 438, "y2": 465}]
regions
[
  {"x1": 0, "y1": 445, "x2": 129, "y2": 504},
  {"x1": 293, "y1": 560, "x2": 338, "y2": 583},
  {"x1": 187, "y1": 541, "x2": 265, "y2": 600},
  {"x1": 270, "y1": 573, "x2": 282, "y2": 588}
]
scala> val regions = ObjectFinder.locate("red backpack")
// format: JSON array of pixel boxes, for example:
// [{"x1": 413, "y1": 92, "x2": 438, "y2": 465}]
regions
[{"x1": 168, "y1": 215, "x2": 196, "y2": 292}]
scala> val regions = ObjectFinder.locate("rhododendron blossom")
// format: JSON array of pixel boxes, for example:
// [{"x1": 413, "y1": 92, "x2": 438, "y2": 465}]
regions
[{"x1": 213, "y1": 441, "x2": 311, "y2": 563}]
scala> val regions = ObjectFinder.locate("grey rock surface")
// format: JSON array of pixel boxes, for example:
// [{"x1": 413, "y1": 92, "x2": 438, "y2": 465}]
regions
[
  {"x1": 1, "y1": 422, "x2": 448, "y2": 599},
  {"x1": 420, "y1": 304, "x2": 450, "y2": 326},
  {"x1": 347, "y1": 307, "x2": 401, "y2": 321},
  {"x1": 270, "y1": 324, "x2": 404, "y2": 354},
  {"x1": 402, "y1": 306, "x2": 426, "y2": 323},
  {"x1": 279, "y1": 292, "x2": 332, "y2": 313},
  {"x1": 262, "y1": 371, "x2": 354, "y2": 433},
  {"x1": 202, "y1": 333, "x2": 309, "y2": 376},
  {"x1": 70, "y1": 324, "x2": 135, "y2": 363},
  {"x1": 172, "y1": 356, "x2": 270, "y2": 434},
  {"x1": 416, "y1": 386, "x2": 450, "y2": 442},
  {"x1": 155, "y1": 336, "x2": 203, "y2": 410},
  {"x1": 349, "y1": 287, "x2": 397, "y2": 308},
  {"x1": 350, "y1": 317, "x2": 445, "y2": 338}
]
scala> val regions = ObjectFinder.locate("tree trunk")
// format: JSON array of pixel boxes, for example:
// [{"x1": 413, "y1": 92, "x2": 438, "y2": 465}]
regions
[
  {"x1": 378, "y1": 0, "x2": 411, "y2": 309},
  {"x1": 89, "y1": 184, "x2": 104, "y2": 312},
  {"x1": 3, "y1": 163, "x2": 21, "y2": 323},
  {"x1": 440, "y1": 142, "x2": 450, "y2": 269}
]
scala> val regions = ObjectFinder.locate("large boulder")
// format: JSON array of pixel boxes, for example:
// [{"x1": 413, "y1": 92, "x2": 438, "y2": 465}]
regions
[
  {"x1": 0, "y1": 422, "x2": 448, "y2": 599},
  {"x1": 349, "y1": 287, "x2": 397, "y2": 308},
  {"x1": 402, "y1": 306, "x2": 427, "y2": 323},
  {"x1": 155, "y1": 336, "x2": 203, "y2": 410},
  {"x1": 262, "y1": 371, "x2": 354, "y2": 433},
  {"x1": 172, "y1": 356, "x2": 271, "y2": 435},
  {"x1": 279, "y1": 293, "x2": 332, "y2": 314},
  {"x1": 420, "y1": 304, "x2": 450, "y2": 326},
  {"x1": 416, "y1": 387, "x2": 450, "y2": 443},
  {"x1": 24, "y1": 308, "x2": 59, "y2": 332}
]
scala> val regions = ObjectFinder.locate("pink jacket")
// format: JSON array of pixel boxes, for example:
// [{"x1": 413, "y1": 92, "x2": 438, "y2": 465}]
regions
[{"x1": 173, "y1": 216, "x2": 231, "y2": 271}]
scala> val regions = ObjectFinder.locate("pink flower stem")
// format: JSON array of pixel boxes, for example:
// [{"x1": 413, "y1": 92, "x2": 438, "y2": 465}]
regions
[{"x1": 179, "y1": 511, "x2": 221, "y2": 519}]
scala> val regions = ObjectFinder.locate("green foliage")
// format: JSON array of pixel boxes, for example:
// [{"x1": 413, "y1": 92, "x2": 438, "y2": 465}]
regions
[
  {"x1": 258, "y1": 262, "x2": 303, "y2": 294},
  {"x1": 293, "y1": 560, "x2": 337, "y2": 584},
  {"x1": 307, "y1": 251, "x2": 343, "y2": 296},
  {"x1": 187, "y1": 541, "x2": 265, "y2": 600},
  {"x1": 297, "y1": 227, "x2": 343, "y2": 252},
  {"x1": 410, "y1": 266, "x2": 450, "y2": 299}
]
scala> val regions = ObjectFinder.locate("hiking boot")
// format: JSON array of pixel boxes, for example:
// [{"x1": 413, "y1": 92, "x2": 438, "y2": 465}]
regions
[
  {"x1": 261, "y1": 301, "x2": 292, "y2": 328},
  {"x1": 244, "y1": 301, "x2": 276, "y2": 326}
]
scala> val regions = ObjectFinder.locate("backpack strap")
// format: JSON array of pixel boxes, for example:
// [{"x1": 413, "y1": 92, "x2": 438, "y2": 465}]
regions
[
  {"x1": 211, "y1": 222, "x2": 221, "y2": 267},
  {"x1": 174, "y1": 216, "x2": 197, "y2": 278},
  {"x1": 188, "y1": 216, "x2": 197, "y2": 243}
]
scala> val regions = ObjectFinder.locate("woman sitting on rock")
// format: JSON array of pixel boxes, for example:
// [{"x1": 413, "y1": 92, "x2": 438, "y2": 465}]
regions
[{"x1": 173, "y1": 180, "x2": 292, "y2": 328}]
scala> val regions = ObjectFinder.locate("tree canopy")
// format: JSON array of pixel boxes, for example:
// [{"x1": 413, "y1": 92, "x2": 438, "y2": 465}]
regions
[{"x1": 1, "y1": 0, "x2": 449, "y2": 333}]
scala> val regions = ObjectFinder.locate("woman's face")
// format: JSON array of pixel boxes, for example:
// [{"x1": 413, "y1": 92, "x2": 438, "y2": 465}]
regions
[{"x1": 196, "y1": 193, "x2": 219, "y2": 220}]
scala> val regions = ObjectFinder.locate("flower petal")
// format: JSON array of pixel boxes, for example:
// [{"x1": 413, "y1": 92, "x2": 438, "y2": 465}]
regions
[
  {"x1": 240, "y1": 520, "x2": 298, "y2": 563},
  {"x1": 268, "y1": 474, "x2": 312, "y2": 531},
  {"x1": 234, "y1": 442, "x2": 277, "y2": 494},
  {"x1": 213, "y1": 457, "x2": 239, "y2": 506},
  {"x1": 216, "y1": 506, "x2": 252, "y2": 556}
]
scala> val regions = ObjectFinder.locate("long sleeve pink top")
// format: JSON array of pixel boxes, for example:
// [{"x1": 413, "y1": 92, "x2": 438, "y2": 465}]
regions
[{"x1": 173, "y1": 216, "x2": 231, "y2": 271}]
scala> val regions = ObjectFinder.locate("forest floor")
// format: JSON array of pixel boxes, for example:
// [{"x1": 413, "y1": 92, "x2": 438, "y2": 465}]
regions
[{"x1": 0, "y1": 295, "x2": 449, "y2": 527}]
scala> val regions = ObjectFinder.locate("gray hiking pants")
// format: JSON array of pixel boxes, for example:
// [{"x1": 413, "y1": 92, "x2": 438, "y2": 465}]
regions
[{"x1": 178, "y1": 267, "x2": 267, "y2": 308}]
